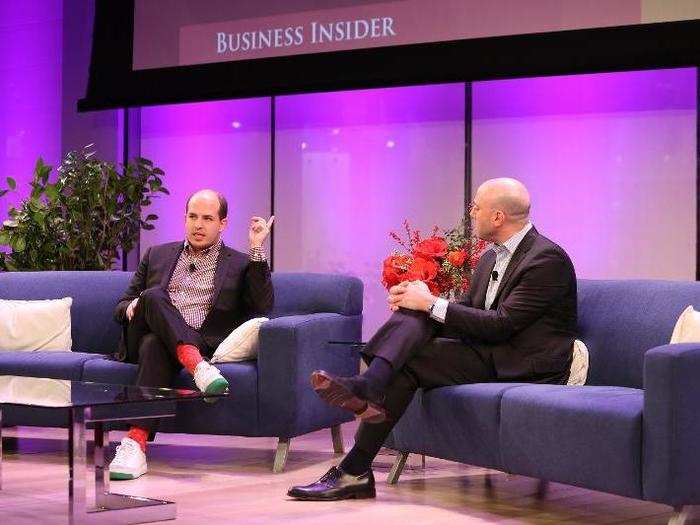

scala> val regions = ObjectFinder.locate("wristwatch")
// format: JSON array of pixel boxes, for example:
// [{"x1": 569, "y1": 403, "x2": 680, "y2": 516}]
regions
[{"x1": 428, "y1": 299, "x2": 437, "y2": 315}]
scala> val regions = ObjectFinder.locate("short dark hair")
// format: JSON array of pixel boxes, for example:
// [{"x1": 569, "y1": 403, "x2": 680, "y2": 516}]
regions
[{"x1": 185, "y1": 191, "x2": 228, "y2": 219}]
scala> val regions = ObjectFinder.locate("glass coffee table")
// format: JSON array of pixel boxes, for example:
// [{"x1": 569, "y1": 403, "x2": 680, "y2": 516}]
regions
[{"x1": 0, "y1": 375, "x2": 227, "y2": 524}]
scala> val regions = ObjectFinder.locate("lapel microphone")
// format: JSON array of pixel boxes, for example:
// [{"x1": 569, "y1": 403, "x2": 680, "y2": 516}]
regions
[
  {"x1": 188, "y1": 262, "x2": 196, "y2": 273},
  {"x1": 491, "y1": 270, "x2": 499, "y2": 281}
]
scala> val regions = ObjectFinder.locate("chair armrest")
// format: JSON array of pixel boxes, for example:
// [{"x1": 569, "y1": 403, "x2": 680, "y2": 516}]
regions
[
  {"x1": 643, "y1": 343, "x2": 700, "y2": 505},
  {"x1": 257, "y1": 312, "x2": 362, "y2": 437}
]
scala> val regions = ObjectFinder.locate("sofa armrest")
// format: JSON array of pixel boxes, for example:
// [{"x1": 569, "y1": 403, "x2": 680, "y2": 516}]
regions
[
  {"x1": 256, "y1": 312, "x2": 362, "y2": 437},
  {"x1": 643, "y1": 343, "x2": 700, "y2": 505}
]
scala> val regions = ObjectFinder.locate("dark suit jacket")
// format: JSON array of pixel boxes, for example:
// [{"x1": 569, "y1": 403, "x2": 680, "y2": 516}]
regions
[
  {"x1": 444, "y1": 227, "x2": 577, "y2": 381},
  {"x1": 114, "y1": 241, "x2": 274, "y2": 361}
]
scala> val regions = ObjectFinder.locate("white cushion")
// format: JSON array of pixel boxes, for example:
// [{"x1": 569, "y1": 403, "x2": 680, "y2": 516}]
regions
[
  {"x1": 210, "y1": 317, "x2": 269, "y2": 363},
  {"x1": 670, "y1": 305, "x2": 700, "y2": 344},
  {"x1": 567, "y1": 339, "x2": 589, "y2": 386},
  {"x1": 0, "y1": 376, "x2": 71, "y2": 407},
  {"x1": 0, "y1": 297, "x2": 72, "y2": 352}
]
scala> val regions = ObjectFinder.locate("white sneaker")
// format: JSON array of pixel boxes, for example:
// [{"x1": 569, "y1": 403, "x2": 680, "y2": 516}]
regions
[
  {"x1": 109, "y1": 437, "x2": 147, "y2": 480},
  {"x1": 194, "y1": 361, "x2": 229, "y2": 396}
]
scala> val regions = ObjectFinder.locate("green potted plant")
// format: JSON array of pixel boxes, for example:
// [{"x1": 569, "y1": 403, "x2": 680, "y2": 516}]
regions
[{"x1": 0, "y1": 145, "x2": 168, "y2": 271}]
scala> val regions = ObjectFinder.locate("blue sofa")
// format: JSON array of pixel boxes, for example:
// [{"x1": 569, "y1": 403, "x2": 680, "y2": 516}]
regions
[
  {"x1": 0, "y1": 270, "x2": 363, "y2": 471},
  {"x1": 385, "y1": 279, "x2": 700, "y2": 522}
]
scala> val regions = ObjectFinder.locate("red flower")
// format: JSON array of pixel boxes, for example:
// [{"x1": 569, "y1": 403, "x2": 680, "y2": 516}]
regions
[
  {"x1": 433, "y1": 272, "x2": 454, "y2": 295},
  {"x1": 404, "y1": 256, "x2": 440, "y2": 282},
  {"x1": 382, "y1": 254, "x2": 412, "y2": 289},
  {"x1": 383, "y1": 218, "x2": 486, "y2": 298},
  {"x1": 446, "y1": 249, "x2": 468, "y2": 267},
  {"x1": 426, "y1": 280, "x2": 442, "y2": 295},
  {"x1": 413, "y1": 237, "x2": 448, "y2": 259}
]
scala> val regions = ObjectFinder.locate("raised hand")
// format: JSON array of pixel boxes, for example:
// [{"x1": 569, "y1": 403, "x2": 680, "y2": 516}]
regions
[{"x1": 249, "y1": 216, "x2": 275, "y2": 248}]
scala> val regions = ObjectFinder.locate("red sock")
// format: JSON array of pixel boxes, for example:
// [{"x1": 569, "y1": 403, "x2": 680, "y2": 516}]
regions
[
  {"x1": 176, "y1": 344, "x2": 203, "y2": 374},
  {"x1": 126, "y1": 426, "x2": 149, "y2": 452}
]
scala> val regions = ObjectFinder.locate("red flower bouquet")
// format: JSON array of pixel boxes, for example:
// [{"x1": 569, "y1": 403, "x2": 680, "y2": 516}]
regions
[{"x1": 381, "y1": 219, "x2": 488, "y2": 298}]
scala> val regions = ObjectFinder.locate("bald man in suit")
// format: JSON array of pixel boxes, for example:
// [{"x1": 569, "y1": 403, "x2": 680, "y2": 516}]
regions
[{"x1": 289, "y1": 178, "x2": 577, "y2": 500}]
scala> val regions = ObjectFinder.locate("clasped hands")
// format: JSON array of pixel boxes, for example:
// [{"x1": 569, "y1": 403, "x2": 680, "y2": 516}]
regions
[{"x1": 388, "y1": 280, "x2": 437, "y2": 313}]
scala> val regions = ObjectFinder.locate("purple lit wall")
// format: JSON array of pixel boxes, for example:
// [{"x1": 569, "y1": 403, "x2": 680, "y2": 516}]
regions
[
  {"x1": 61, "y1": 0, "x2": 119, "y2": 164},
  {"x1": 140, "y1": 99, "x2": 271, "y2": 253},
  {"x1": 274, "y1": 84, "x2": 466, "y2": 338},
  {"x1": 134, "y1": 68, "x2": 696, "y2": 337},
  {"x1": 472, "y1": 67, "x2": 697, "y2": 280},
  {"x1": 0, "y1": 1, "x2": 120, "y2": 229},
  {"x1": 0, "y1": 2, "x2": 63, "y2": 220}
]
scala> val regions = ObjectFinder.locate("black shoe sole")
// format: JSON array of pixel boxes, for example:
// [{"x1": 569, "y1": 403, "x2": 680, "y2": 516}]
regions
[
  {"x1": 287, "y1": 489, "x2": 376, "y2": 501},
  {"x1": 310, "y1": 371, "x2": 387, "y2": 424}
]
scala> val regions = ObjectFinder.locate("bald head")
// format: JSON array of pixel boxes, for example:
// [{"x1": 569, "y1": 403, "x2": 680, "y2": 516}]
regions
[
  {"x1": 185, "y1": 189, "x2": 228, "y2": 219},
  {"x1": 470, "y1": 178, "x2": 531, "y2": 243},
  {"x1": 478, "y1": 178, "x2": 530, "y2": 224},
  {"x1": 184, "y1": 189, "x2": 228, "y2": 252}
]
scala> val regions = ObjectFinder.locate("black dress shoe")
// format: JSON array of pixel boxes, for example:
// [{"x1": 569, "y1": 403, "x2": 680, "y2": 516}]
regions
[
  {"x1": 310, "y1": 370, "x2": 387, "y2": 423},
  {"x1": 287, "y1": 466, "x2": 376, "y2": 500}
]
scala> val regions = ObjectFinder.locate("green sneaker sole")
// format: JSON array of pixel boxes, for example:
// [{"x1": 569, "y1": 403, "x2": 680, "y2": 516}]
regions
[
  {"x1": 205, "y1": 377, "x2": 229, "y2": 396},
  {"x1": 110, "y1": 472, "x2": 135, "y2": 480}
]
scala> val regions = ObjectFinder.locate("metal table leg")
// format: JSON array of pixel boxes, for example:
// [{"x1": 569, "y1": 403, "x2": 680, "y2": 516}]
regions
[
  {"x1": 68, "y1": 407, "x2": 176, "y2": 524},
  {"x1": 69, "y1": 406, "x2": 88, "y2": 522},
  {"x1": 0, "y1": 407, "x2": 3, "y2": 491},
  {"x1": 93, "y1": 421, "x2": 109, "y2": 508}
]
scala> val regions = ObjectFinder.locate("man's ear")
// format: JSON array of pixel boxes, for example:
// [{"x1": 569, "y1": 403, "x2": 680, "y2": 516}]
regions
[
  {"x1": 493, "y1": 210, "x2": 506, "y2": 226},
  {"x1": 219, "y1": 217, "x2": 228, "y2": 232}
]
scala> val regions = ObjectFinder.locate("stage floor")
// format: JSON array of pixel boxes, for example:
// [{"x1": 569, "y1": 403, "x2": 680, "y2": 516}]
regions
[{"x1": 0, "y1": 422, "x2": 671, "y2": 524}]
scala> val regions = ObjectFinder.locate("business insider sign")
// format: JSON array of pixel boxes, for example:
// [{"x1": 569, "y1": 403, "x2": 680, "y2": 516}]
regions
[
  {"x1": 178, "y1": 2, "x2": 411, "y2": 67},
  {"x1": 215, "y1": 17, "x2": 397, "y2": 55},
  {"x1": 176, "y1": 0, "x2": 644, "y2": 68}
]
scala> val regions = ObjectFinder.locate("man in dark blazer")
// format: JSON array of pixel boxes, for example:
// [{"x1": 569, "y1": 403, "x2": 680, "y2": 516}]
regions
[
  {"x1": 109, "y1": 189, "x2": 274, "y2": 480},
  {"x1": 288, "y1": 178, "x2": 577, "y2": 500}
]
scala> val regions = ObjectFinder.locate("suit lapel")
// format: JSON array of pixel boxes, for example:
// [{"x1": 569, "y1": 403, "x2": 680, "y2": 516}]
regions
[
  {"x1": 491, "y1": 227, "x2": 538, "y2": 307},
  {"x1": 210, "y1": 247, "x2": 232, "y2": 306},
  {"x1": 473, "y1": 249, "x2": 496, "y2": 309},
  {"x1": 160, "y1": 243, "x2": 183, "y2": 288}
]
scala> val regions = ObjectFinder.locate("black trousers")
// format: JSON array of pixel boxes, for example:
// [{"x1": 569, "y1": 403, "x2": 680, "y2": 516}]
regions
[
  {"x1": 124, "y1": 287, "x2": 214, "y2": 432},
  {"x1": 355, "y1": 309, "x2": 568, "y2": 459}
]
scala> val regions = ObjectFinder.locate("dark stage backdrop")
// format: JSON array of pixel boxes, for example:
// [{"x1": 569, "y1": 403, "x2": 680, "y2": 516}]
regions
[{"x1": 79, "y1": 0, "x2": 700, "y2": 110}]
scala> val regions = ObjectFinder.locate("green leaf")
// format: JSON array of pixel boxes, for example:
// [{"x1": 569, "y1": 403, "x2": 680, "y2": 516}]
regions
[
  {"x1": 28, "y1": 198, "x2": 41, "y2": 212},
  {"x1": 0, "y1": 190, "x2": 7, "y2": 198},
  {"x1": 45, "y1": 184, "x2": 59, "y2": 201},
  {"x1": 31, "y1": 211, "x2": 46, "y2": 226},
  {"x1": 11, "y1": 236, "x2": 26, "y2": 252},
  {"x1": 145, "y1": 214, "x2": 158, "y2": 221},
  {"x1": 6, "y1": 177, "x2": 16, "y2": 190},
  {"x1": 0, "y1": 231, "x2": 10, "y2": 245}
]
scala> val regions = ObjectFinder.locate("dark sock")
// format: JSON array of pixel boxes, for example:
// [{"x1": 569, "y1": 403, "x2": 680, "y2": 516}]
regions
[
  {"x1": 361, "y1": 356, "x2": 393, "y2": 392},
  {"x1": 339, "y1": 445, "x2": 374, "y2": 475}
]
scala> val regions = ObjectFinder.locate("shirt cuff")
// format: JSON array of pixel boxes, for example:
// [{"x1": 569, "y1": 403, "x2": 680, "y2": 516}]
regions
[
  {"x1": 249, "y1": 246, "x2": 267, "y2": 262},
  {"x1": 429, "y1": 297, "x2": 449, "y2": 323}
]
